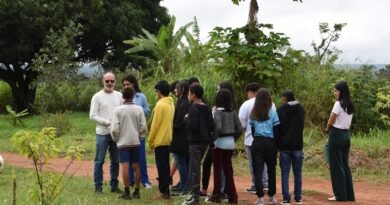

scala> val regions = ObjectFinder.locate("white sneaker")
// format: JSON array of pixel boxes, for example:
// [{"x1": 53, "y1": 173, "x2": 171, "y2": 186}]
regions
[
  {"x1": 143, "y1": 183, "x2": 152, "y2": 189},
  {"x1": 279, "y1": 200, "x2": 290, "y2": 205},
  {"x1": 328, "y1": 196, "x2": 336, "y2": 201},
  {"x1": 295, "y1": 200, "x2": 303, "y2": 205},
  {"x1": 269, "y1": 196, "x2": 277, "y2": 205},
  {"x1": 255, "y1": 197, "x2": 264, "y2": 205}
]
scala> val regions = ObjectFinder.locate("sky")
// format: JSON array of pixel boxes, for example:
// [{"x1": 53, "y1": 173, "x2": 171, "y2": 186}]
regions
[{"x1": 160, "y1": 0, "x2": 390, "y2": 64}]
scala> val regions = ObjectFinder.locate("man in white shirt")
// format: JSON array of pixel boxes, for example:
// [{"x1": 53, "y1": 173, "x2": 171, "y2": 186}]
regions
[
  {"x1": 239, "y1": 83, "x2": 276, "y2": 193},
  {"x1": 90, "y1": 72, "x2": 122, "y2": 193}
]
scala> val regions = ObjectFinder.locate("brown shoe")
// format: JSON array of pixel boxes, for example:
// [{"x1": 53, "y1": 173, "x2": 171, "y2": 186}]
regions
[{"x1": 153, "y1": 193, "x2": 170, "y2": 200}]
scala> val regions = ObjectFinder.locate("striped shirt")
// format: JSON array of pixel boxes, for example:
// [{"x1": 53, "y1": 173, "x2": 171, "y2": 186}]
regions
[{"x1": 249, "y1": 110, "x2": 280, "y2": 139}]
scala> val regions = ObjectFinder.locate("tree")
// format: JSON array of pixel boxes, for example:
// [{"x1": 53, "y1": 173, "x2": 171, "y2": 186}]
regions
[
  {"x1": 311, "y1": 22, "x2": 347, "y2": 64},
  {"x1": 124, "y1": 16, "x2": 193, "y2": 73},
  {"x1": 0, "y1": 0, "x2": 170, "y2": 112},
  {"x1": 0, "y1": 0, "x2": 75, "y2": 112},
  {"x1": 75, "y1": 0, "x2": 170, "y2": 69},
  {"x1": 208, "y1": 24, "x2": 291, "y2": 95},
  {"x1": 231, "y1": 0, "x2": 302, "y2": 27}
]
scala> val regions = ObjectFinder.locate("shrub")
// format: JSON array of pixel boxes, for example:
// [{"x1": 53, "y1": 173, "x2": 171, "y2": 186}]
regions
[
  {"x1": 40, "y1": 112, "x2": 72, "y2": 137},
  {"x1": 0, "y1": 81, "x2": 12, "y2": 113}
]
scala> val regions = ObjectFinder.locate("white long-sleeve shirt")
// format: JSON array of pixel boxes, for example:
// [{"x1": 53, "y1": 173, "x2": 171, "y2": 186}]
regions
[
  {"x1": 238, "y1": 98, "x2": 276, "y2": 146},
  {"x1": 110, "y1": 103, "x2": 148, "y2": 148},
  {"x1": 89, "y1": 90, "x2": 122, "y2": 135}
]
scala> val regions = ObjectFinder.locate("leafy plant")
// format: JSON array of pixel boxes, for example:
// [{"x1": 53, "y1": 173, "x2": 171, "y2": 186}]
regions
[
  {"x1": 124, "y1": 16, "x2": 193, "y2": 73},
  {"x1": 6, "y1": 105, "x2": 29, "y2": 126},
  {"x1": 208, "y1": 23, "x2": 291, "y2": 96},
  {"x1": 11, "y1": 127, "x2": 84, "y2": 205},
  {"x1": 40, "y1": 112, "x2": 73, "y2": 137},
  {"x1": 374, "y1": 85, "x2": 390, "y2": 126}
]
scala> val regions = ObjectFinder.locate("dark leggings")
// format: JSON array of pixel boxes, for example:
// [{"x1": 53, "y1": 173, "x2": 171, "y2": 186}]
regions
[{"x1": 202, "y1": 145, "x2": 213, "y2": 190}]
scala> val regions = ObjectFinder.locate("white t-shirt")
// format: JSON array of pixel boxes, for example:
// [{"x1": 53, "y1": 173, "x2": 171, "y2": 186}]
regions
[
  {"x1": 89, "y1": 90, "x2": 122, "y2": 135},
  {"x1": 331, "y1": 101, "x2": 353, "y2": 129},
  {"x1": 238, "y1": 98, "x2": 276, "y2": 146}
]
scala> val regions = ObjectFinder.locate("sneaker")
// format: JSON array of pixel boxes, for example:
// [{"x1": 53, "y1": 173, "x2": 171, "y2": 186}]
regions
[
  {"x1": 269, "y1": 196, "x2": 277, "y2": 205},
  {"x1": 143, "y1": 183, "x2": 152, "y2": 189},
  {"x1": 110, "y1": 187, "x2": 123, "y2": 193},
  {"x1": 95, "y1": 187, "x2": 102, "y2": 194},
  {"x1": 199, "y1": 191, "x2": 208, "y2": 197},
  {"x1": 279, "y1": 200, "x2": 290, "y2": 205},
  {"x1": 183, "y1": 196, "x2": 200, "y2": 205},
  {"x1": 255, "y1": 197, "x2": 264, "y2": 205},
  {"x1": 295, "y1": 200, "x2": 303, "y2": 205},
  {"x1": 245, "y1": 186, "x2": 256, "y2": 194},
  {"x1": 119, "y1": 193, "x2": 132, "y2": 200},
  {"x1": 328, "y1": 196, "x2": 336, "y2": 201},
  {"x1": 132, "y1": 191, "x2": 140, "y2": 199},
  {"x1": 204, "y1": 196, "x2": 221, "y2": 203}
]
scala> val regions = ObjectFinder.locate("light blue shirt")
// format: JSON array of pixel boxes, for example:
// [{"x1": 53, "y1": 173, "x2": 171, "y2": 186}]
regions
[
  {"x1": 214, "y1": 136, "x2": 235, "y2": 150},
  {"x1": 133, "y1": 92, "x2": 150, "y2": 117},
  {"x1": 249, "y1": 110, "x2": 280, "y2": 139}
]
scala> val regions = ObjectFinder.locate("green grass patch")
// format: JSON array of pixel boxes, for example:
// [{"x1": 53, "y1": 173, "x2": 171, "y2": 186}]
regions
[{"x1": 0, "y1": 166, "x2": 191, "y2": 205}]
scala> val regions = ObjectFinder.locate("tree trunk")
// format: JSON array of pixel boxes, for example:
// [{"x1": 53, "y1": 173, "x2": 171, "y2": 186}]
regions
[{"x1": 0, "y1": 63, "x2": 37, "y2": 113}]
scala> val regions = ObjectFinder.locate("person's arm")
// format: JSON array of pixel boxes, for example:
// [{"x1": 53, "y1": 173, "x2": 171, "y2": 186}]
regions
[
  {"x1": 234, "y1": 112, "x2": 243, "y2": 140},
  {"x1": 140, "y1": 94, "x2": 151, "y2": 117},
  {"x1": 89, "y1": 95, "x2": 110, "y2": 126},
  {"x1": 325, "y1": 113, "x2": 337, "y2": 132},
  {"x1": 238, "y1": 103, "x2": 248, "y2": 129},
  {"x1": 173, "y1": 101, "x2": 189, "y2": 130},
  {"x1": 110, "y1": 110, "x2": 120, "y2": 142},
  {"x1": 138, "y1": 109, "x2": 148, "y2": 138},
  {"x1": 325, "y1": 102, "x2": 340, "y2": 132},
  {"x1": 148, "y1": 104, "x2": 161, "y2": 149},
  {"x1": 186, "y1": 106, "x2": 199, "y2": 132}
]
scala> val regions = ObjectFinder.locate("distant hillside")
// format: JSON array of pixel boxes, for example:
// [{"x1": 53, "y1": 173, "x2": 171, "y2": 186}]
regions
[{"x1": 78, "y1": 64, "x2": 103, "y2": 77}]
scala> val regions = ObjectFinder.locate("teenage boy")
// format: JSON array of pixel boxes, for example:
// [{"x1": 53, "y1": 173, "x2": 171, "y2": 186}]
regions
[
  {"x1": 183, "y1": 84, "x2": 214, "y2": 205},
  {"x1": 111, "y1": 87, "x2": 147, "y2": 200},
  {"x1": 276, "y1": 91, "x2": 305, "y2": 205},
  {"x1": 239, "y1": 83, "x2": 276, "y2": 193},
  {"x1": 90, "y1": 72, "x2": 122, "y2": 193},
  {"x1": 148, "y1": 80, "x2": 175, "y2": 199}
]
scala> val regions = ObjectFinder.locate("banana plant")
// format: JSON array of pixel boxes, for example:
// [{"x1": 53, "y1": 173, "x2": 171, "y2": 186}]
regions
[{"x1": 6, "y1": 105, "x2": 29, "y2": 126}]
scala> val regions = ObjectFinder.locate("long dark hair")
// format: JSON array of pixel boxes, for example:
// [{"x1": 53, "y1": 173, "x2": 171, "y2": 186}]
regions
[
  {"x1": 219, "y1": 81, "x2": 236, "y2": 109},
  {"x1": 123, "y1": 74, "x2": 141, "y2": 92},
  {"x1": 251, "y1": 88, "x2": 272, "y2": 121},
  {"x1": 334, "y1": 81, "x2": 354, "y2": 114},
  {"x1": 178, "y1": 80, "x2": 189, "y2": 101},
  {"x1": 215, "y1": 88, "x2": 232, "y2": 111}
]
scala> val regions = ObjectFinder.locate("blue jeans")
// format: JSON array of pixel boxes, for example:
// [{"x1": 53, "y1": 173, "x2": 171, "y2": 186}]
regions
[
  {"x1": 173, "y1": 153, "x2": 189, "y2": 190},
  {"x1": 94, "y1": 134, "x2": 119, "y2": 189},
  {"x1": 246, "y1": 146, "x2": 268, "y2": 187},
  {"x1": 129, "y1": 138, "x2": 151, "y2": 185},
  {"x1": 279, "y1": 150, "x2": 304, "y2": 201}
]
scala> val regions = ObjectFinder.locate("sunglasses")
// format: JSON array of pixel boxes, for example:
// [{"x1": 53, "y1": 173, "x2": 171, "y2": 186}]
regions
[{"x1": 105, "y1": 80, "x2": 115, "y2": 84}]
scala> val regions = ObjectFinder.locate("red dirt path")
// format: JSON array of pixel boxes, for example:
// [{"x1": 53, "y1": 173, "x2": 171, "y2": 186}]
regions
[{"x1": 1, "y1": 152, "x2": 389, "y2": 205}]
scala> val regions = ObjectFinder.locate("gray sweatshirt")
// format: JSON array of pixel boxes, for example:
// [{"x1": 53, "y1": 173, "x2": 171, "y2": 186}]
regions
[{"x1": 110, "y1": 102, "x2": 147, "y2": 148}]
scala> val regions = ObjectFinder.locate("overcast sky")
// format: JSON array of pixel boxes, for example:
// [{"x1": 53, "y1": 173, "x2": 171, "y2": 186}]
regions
[{"x1": 161, "y1": 0, "x2": 390, "y2": 64}]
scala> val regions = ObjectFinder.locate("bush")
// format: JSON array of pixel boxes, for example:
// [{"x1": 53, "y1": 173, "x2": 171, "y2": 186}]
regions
[
  {"x1": 0, "y1": 81, "x2": 12, "y2": 113},
  {"x1": 40, "y1": 112, "x2": 73, "y2": 136}
]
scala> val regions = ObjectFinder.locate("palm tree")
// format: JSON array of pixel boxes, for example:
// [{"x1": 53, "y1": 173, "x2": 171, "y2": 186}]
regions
[{"x1": 124, "y1": 16, "x2": 192, "y2": 73}]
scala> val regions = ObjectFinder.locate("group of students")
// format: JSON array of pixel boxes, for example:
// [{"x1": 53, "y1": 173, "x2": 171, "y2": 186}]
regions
[{"x1": 90, "y1": 72, "x2": 356, "y2": 205}]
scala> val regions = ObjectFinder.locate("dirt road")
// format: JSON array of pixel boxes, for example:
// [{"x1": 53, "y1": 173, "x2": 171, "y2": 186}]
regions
[{"x1": 1, "y1": 152, "x2": 389, "y2": 204}]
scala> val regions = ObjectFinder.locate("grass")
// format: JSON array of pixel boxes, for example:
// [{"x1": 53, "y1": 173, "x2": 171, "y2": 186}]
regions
[{"x1": 0, "y1": 167, "x2": 188, "y2": 205}]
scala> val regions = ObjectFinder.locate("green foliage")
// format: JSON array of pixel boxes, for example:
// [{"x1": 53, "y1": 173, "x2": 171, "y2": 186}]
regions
[
  {"x1": 6, "y1": 105, "x2": 29, "y2": 127},
  {"x1": 124, "y1": 16, "x2": 193, "y2": 73},
  {"x1": 374, "y1": 85, "x2": 390, "y2": 126},
  {"x1": 311, "y1": 23, "x2": 347, "y2": 64},
  {"x1": 11, "y1": 127, "x2": 84, "y2": 205},
  {"x1": 40, "y1": 112, "x2": 73, "y2": 137},
  {"x1": 208, "y1": 23, "x2": 291, "y2": 95},
  {"x1": 0, "y1": 81, "x2": 12, "y2": 112}
]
